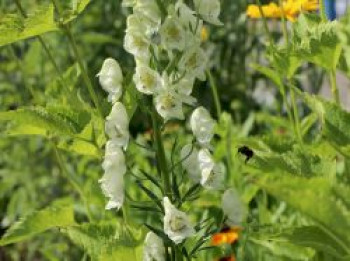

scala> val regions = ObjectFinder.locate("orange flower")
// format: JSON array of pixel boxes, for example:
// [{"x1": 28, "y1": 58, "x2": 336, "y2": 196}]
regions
[
  {"x1": 246, "y1": 0, "x2": 318, "y2": 22},
  {"x1": 211, "y1": 227, "x2": 241, "y2": 246}
]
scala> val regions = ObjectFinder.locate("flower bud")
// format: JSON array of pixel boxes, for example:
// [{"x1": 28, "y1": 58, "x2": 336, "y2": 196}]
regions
[
  {"x1": 190, "y1": 107, "x2": 215, "y2": 146},
  {"x1": 97, "y1": 58, "x2": 123, "y2": 103}
]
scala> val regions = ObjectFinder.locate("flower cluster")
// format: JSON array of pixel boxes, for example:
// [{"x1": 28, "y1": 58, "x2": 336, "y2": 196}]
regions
[
  {"x1": 98, "y1": 58, "x2": 130, "y2": 210},
  {"x1": 122, "y1": 0, "x2": 222, "y2": 121},
  {"x1": 246, "y1": 0, "x2": 318, "y2": 22}
]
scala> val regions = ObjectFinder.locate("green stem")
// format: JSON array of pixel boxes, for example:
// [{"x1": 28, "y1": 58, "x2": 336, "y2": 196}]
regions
[
  {"x1": 50, "y1": 0, "x2": 103, "y2": 117},
  {"x1": 319, "y1": 0, "x2": 327, "y2": 22},
  {"x1": 150, "y1": 106, "x2": 172, "y2": 199},
  {"x1": 290, "y1": 87, "x2": 303, "y2": 144},
  {"x1": 278, "y1": 0, "x2": 289, "y2": 45},
  {"x1": 330, "y1": 69, "x2": 340, "y2": 105},
  {"x1": 14, "y1": 0, "x2": 67, "y2": 88},
  {"x1": 51, "y1": 141, "x2": 94, "y2": 222},
  {"x1": 64, "y1": 26, "x2": 103, "y2": 116},
  {"x1": 206, "y1": 70, "x2": 221, "y2": 119},
  {"x1": 256, "y1": 0, "x2": 274, "y2": 46}
]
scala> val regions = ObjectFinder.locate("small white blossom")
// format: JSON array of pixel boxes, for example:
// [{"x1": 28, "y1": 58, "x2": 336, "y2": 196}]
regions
[
  {"x1": 160, "y1": 16, "x2": 186, "y2": 51},
  {"x1": 124, "y1": 31, "x2": 150, "y2": 60},
  {"x1": 172, "y1": 75, "x2": 195, "y2": 96},
  {"x1": 133, "y1": 65, "x2": 163, "y2": 95},
  {"x1": 134, "y1": 0, "x2": 161, "y2": 24},
  {"x1": 176, "y1": 2, "x2": 197, "y2": 30},
  {"x1": 154, "y1": 89, "x2": 184, "y2": 121},
  {"x1": 105, "y1": 102, "x2": 130, "y2": 150},
  {"x1": 181, "y1": 144, "x2": 201, "y2": 183},
  {"x1": 179, "y1": 45, "x2": 207, "y2": 81},
  {"x1": 100, "y1": 141, "x2": 126, "y2": 210},
  {"x1": 163, "y1": 197, "x2": 195, "y2": 244},
  {"x1": 122, "y1": 0, "x2": 135, "y2": 7},
  {"x1": 143, "y1": 232, "x2": 166, "y2": 261},
  {"x1": 198, "y1": 149, "x2": 225, "y2": 190},
  {"x1": 97, "y1": 58, "x2": 123, "y2": 103},
  {"x1": 194, "y1": 0, "x2": 223, "y2": 26},
  {"x1": 222, "y1": 188, "x2": 246, "y2": 226},
  {"x1": 190, "y1": 107, "x2": 215, "y2": 146}
]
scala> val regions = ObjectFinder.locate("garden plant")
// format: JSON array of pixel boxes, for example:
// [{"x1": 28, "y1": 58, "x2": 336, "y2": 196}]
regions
[{"x1": 1, "y1": 0, "x2": 350, "y2": 260}]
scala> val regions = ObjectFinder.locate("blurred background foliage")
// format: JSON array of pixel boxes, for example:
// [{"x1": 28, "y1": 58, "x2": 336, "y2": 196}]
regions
[{"x1": 1, "y1": 0, "x2": 350, "y2": 260}]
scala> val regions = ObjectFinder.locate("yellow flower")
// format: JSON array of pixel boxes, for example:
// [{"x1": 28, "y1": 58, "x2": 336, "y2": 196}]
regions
[{"x1": 246, "y1": 0, "x2": 318, "y2": 22}]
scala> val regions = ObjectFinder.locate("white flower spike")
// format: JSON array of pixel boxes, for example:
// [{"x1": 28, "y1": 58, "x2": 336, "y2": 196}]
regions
[
  {"x1": 194, "y1": 0, "x2": 223, "y2": 26},
  {"x1": 163, "y1": 197, "x2": 195, "y2": 244},
  {"x1": 181, "y1": 144, "x2": 201, "y2": 183},
  {"x1": 100, "y1": 140, "x2": 127, "y2": 210},
  {"x1": 105, "y1": 102, "x2": 130, "y2": 150},
  {"x1": 222, "y1": 188, "x2": 246, "y2": 226},
  {"x1": 143, "y1": 232, "x2": 166, "y2": 261},
  {"x1": 198, "y1": 149, "x2": 225, "y2": 190},
  {"x1": 97, "y1": 58, "x2": 123, "y2": 103},
  {"x1": 190, "y1": 107, "x2": 215, "y2": 147}
]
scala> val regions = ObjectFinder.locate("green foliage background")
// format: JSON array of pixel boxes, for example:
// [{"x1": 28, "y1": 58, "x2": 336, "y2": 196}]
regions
[{"x1": 1, "y1": 0, "x2": 350, "y2": 260}]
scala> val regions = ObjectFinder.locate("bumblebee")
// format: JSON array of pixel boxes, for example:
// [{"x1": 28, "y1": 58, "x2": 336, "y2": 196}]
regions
[{"x1": 238, "y1": 146, "x2": 254, "y2": 163}]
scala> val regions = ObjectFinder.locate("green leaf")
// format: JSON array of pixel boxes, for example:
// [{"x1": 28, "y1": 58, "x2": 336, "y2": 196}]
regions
[
  {"x1": 255, "y1": 173, "x2": 350, "y2": 255},
  {"x1": 0, "y1": 198, "x2": 75, "y2": 246},
  {"x1": 302, "y1": 94, "x2": 350, "y2": 157},
  {"x1": 61, "y1": 0, "x2": 92, "y2": 24},
  {"x1": 250, "y1": 238, "x2": 315, "y2": 261},
  {"x1": 64, "y1": 222, "x2": 143, "y2": 260},
  {"x1": 0, "y1": 4, "x2": 58, "y2": 47},
  {"x1": 0, "y1": 106, "x2": 90, "y2": 137},
  {"x1": 291, "y1": 14, "x2": 342, "y2": 70},
  {"x1": 283, "y1": 226, "x2": 350, "y2": 259}
]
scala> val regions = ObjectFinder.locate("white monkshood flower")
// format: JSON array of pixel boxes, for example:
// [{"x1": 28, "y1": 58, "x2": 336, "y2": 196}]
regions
[
  {"x1": 154, "y1": 89, "x2": 184, "y2": 121},
  {"x1": 124, "y1": 31, "x2": 150, "y2": 60},
  {"x1": 97, "y1": 58, "x2": 123, "y2": 103},
  {"x1": 105, "y1": 102, "x2": 130, "y2": 150},
  {"x1": 190, "y1": 107, "x2": 215, "y2": 146},
  {"x1": 100, "y1": 141, "x2": 126, "y2": 210},
  {"x1": 181, "y1": 144, "x2": 201, "y2": 183},
  {"x1": 172, "y1": 75, "x2": 195, "y2": 96},
  {"x1": 198, "y1": 149, "x2": 225, "y2": 190},
  {"x1": 178, "y1": 45, "x2": 207, "y2": 81},
  {"x1": 194, "y1": 0, "x2": 223, "y2": 26},
  {"x1": 222, "y1": 188, "x2": 246, "y2": 226},
  {"x1": 143, "y1": 232, "x2": 166, "y2": 261},
  {"x1": 133, "y1": 65, "x2": 163, "y2": 95},
  {"x1": 134, "y1": 0, "x2": 161, "y2": 24},
  {"x1": 122, "y1": 0, "x2": 135, "y2": 7},
  {"x1": 163, "y1": 197, "x2": 195, "y2": 244},
  {"x1": 160, "y1": 16, "x2": 186, "y2": 51},
  {"x1": 176, "y1": 2, "x2": 197, "y2": 30}
]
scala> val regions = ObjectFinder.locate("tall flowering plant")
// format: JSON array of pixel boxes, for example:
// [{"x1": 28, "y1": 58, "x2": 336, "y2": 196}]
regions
[{"x1": 97, "y1": 0, "x2": 245, "y2": 259}]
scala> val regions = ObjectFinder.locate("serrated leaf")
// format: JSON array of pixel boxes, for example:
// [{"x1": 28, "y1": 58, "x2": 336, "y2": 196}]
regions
[
  {"x1": 64, "y1": 222, "x2": 143, "y2": 260},
  {"x1": 302, "y1": 93, "x2": 350, "y2": 157},
  {"x1": 0, "y1": 106, "x2": 90, "y2": 137},
  {"x1": 255, "y1": 173, "x2": 350, "y2": 254},
  {"x1": 0, "y1": 4, "x2": 58, "y2": 47},
  {"x1": 250, "y1": 238, "x2": 315, "y2": 261},
  {"x1": 0, "y1": 198, "x2": 75, "y2": 246},
  {"x1": 291, "y1": 14, "x2": 342, "y2": 70},
  {"x1": 283, "y1": 226, "x2": 350, "y2": 259}
]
